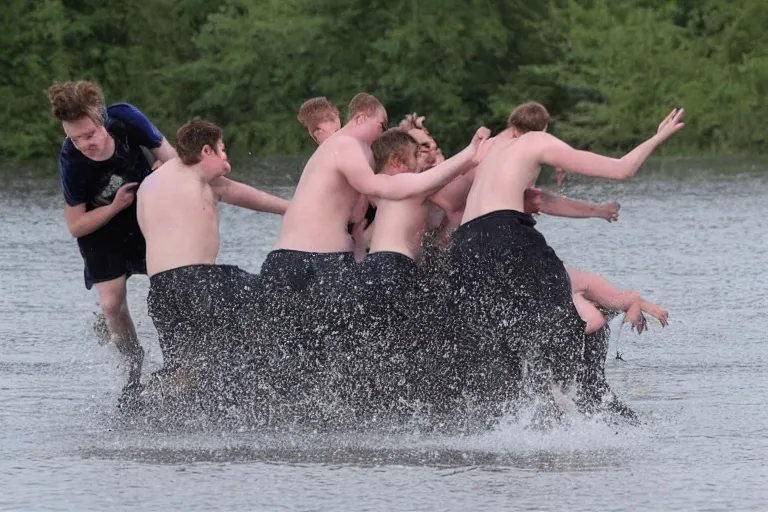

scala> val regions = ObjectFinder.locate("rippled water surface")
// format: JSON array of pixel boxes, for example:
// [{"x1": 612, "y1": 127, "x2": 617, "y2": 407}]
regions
[{"x1": 1, "y1": 163, "x2": 766, "y2": 511}]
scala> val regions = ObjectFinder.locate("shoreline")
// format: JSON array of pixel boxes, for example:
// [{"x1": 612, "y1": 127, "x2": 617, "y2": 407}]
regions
[{"x1": 2, "y1": 154, "x2": 767, "y2": 189}]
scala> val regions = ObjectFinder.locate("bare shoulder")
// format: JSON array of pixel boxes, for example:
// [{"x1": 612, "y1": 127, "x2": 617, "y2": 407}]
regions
[
  {"x1": 517, "y1": 132, "x2": 571, "y2": 163},
  {"x1": 328, "y1": 134, "x2": 365, "y2": 154},
  {"x1": 323, "y1": 135, "x2": 371, "y2": 173},
  {"x1": 137, "y1": 170, "x2": 157, "y2": 195},
  {"x1": 141, "y1": 163, "x2": 181, "y2": 192},
  {"x1": 518, "y1": 130, "x2": 559, "y2": 147}
]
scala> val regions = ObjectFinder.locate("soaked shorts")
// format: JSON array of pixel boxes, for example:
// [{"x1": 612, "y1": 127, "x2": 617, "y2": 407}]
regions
[
  {"x1": 260, "y1": 249, "x2": 356, "y2": 293},
  {"x1": 257, "y1": 248, "x2": 356, "y2": 350},
  {"x1": 78, "y1": 228, "x2": 146, "y2": 290},
  {"x1": 355, "y1": 251, "x2": 418, "y2": 320},
  {"x1": 309, "y1": 250, "x2": 421, "y2": 418},
  {"x1": 147, "y1": 264, "x2": 260, "y2": 371},
  {"x1": 447, "y1": 210, "x2": 586, "y2": 402},
  {"x1": 254, "y1": 250, "x2": 356, "y2": 405}
]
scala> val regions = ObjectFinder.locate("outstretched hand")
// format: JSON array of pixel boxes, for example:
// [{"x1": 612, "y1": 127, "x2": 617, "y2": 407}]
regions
[
  {"x1": 629, "y1": 309, "x2": 669, "y2": 334},
  {"x1": 629, "y1": 312, "x2": 649, "y2": 334},
  {"x1": 656, "y1": 108, "x2": 686, "y2": 141},
  {"x1": 655, "y1": 309, "x2": 669, "y2": 327},
  {"x1": 598, "y1": 201, "x2": 620, "y2": 222}
]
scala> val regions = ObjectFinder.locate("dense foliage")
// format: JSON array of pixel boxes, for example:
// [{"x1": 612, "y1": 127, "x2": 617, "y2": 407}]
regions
[{"x1": 2, "y1": 0, "x2": 765, "y2": 161}]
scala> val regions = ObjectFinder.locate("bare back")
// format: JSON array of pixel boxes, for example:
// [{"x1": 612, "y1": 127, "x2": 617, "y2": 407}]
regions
[
  {"x1": 274, "y1": 133, "x2": 365, "y2": 252},
  {"x1": 462, "y1": 132, "x2": 541, "y2": 224},
  {"x1": 137, "y1": 161, "x2": 221, "y2": 276},
  {"x1": 368, "y1": 195, "x2": 432, "y2": 261}
]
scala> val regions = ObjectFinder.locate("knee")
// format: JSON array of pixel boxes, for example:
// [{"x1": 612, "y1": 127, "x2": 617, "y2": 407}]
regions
[{"x1": 100, "y1": 292, "x2": 127, "y2": 319}]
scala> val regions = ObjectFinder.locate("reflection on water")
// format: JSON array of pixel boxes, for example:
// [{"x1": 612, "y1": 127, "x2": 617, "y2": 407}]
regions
[{"x1": 1, "y1": 159, "x2": 767, "y2": 511}]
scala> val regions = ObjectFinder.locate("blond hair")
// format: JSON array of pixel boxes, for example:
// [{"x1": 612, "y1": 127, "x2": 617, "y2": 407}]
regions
[
  {"x1": 297, "y1": 97, "x2": 339, "y2": 131},
  {"x1": 346, "y1": 92, "x2": 384, "y2": 122}
]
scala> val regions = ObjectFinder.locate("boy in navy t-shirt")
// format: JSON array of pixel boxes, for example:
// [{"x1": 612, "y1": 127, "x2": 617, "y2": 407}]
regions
[{"x1": 48, "y1": 80, "x2": 177, "y2": 392}]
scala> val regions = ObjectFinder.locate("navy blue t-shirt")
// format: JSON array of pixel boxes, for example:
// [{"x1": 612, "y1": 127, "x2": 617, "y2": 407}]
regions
[{"x1": 59, "y1": 103, "x2": 163, "y2": 247}]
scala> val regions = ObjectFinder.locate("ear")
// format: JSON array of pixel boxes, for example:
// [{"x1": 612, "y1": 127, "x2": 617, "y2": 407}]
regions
[
  {"x1": 386, "y1": 153, "x2": 400, "y2": 170},
  {"x1": 202, "y1": 144, "x2": 213, "y2": 156},
  {"x1": 389, "y1": 153, "x2": 408, "y2": 172},
  {"x1": 355, "y1": 114, "x2": 367, "y2": 126}
]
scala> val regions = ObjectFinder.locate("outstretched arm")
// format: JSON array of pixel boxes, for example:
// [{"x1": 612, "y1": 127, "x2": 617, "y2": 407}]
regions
[
  {"x1": 568, "y1": 268, "x2": 668, "y2": 333},
  {"x1": 212, "y1": 177, "x2": 290, "y2": 214},
  {"x1": 338, "y1": 128, "x2": 490, "y2": 200},
  {"x1": 538, "y1": 108, "x2": 685, "y2": 180},
  {"x1": 569, "y1": 268, "x2": 640, "y2": 311},
  {"x1": 540, "y1": 192, "x2": 620, "y2": 222}
]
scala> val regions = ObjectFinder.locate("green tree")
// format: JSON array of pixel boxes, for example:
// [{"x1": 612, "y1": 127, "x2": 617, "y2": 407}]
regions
[{"x1": 0, "y1": 0, "x2": 71, "y2": 160}]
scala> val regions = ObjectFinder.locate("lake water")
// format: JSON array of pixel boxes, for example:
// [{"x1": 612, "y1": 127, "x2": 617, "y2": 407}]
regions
[{"x1": 1, "y1": 161, "x2": 766, "y2": 511}]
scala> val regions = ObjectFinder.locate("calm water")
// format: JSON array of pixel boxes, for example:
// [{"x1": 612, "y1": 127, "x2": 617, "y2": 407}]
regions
[{"x1": 1, "y1": 163, "x2": 767, "y2": 511}]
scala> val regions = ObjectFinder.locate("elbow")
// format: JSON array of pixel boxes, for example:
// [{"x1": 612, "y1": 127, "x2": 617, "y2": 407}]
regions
[
  {"x1": 67, "y1": 224, "x2": 84, "y2": 238},
  {"x1": 65, "y1": 216, "x2": 92, "y2": 238},
  {"x1": 615, "y1": 162, "x2": 637, "y2": 180}
]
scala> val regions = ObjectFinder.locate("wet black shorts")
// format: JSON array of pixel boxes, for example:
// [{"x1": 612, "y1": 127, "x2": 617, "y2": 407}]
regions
[
  {"x1": 78, "y1": 229, "x2": 146, "y2": 290},
  {"x1": 147, "y1": 264, "x2": 260, "y2": 370},
  {"x1": 308, "y1": 250, "x2": 420, "y2": 414},
  {"x1": 260, "y1": 249, "x2": 356, "y2": 293},
  {"x1": 354, "y1": 250, "x2": 418, "y2": 320},
  {"x1": 257, "y1": 249, "x2": 356, "y2": 355},
  {"x1": 448, "y1": 209, "x2": 586, "y2": 390}
]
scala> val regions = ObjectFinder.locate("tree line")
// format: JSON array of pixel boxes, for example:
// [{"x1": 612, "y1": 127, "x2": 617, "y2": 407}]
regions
[{"x1": 2, "y1": 0, "x2": 766, "y2": 163}]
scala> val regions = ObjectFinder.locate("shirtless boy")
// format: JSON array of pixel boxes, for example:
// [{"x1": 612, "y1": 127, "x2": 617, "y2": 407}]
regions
[
  {"x1": 297, "y1": 96, "x2": 375, "y2": 238},
  {"x1": 136, "y1": 119, "x2": 288, "y2": 376},
  {"x1": 451, "y1": 102, "x2": 685, "y2": 413},
  {"x1": 398, "y1": 113, "x2": 622, "y2": 230}
]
